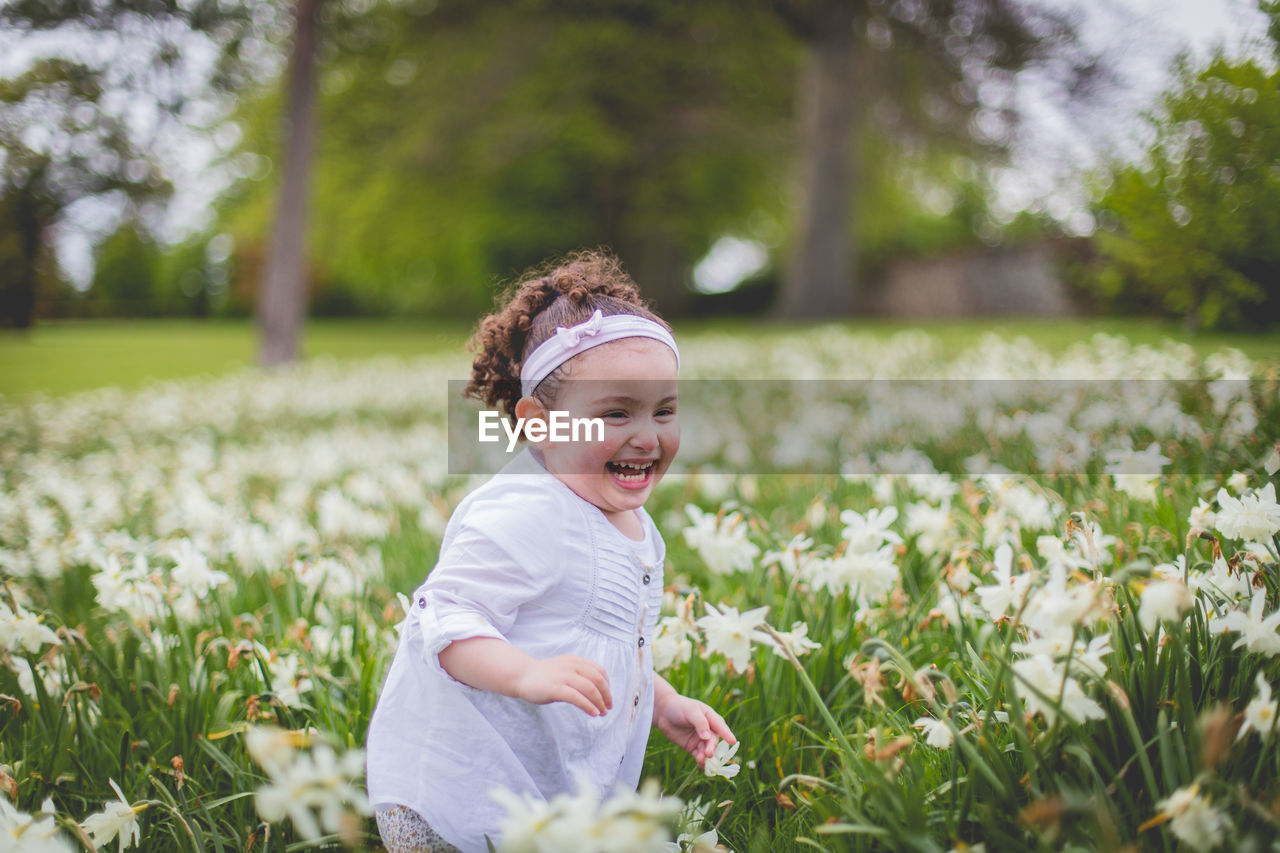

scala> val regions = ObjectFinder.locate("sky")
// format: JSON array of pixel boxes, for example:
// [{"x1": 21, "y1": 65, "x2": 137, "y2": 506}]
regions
[
  {"x1": 998, "y1": 0, "x2": 1272, "y2": 232},
  {"x1": 5, "y1": 0, "x2": 1275, "y2": 289}
]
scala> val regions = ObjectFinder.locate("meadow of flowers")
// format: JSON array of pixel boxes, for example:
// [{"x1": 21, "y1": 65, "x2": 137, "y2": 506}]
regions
[{"x1": 1, "y1": 328, "x2": 1278, "y2": 852}]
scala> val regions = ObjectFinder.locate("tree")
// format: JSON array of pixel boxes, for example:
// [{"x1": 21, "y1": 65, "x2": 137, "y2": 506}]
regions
[
  {"x1": 257, "y1": 0, "x2": 321, "y2": 365},
  {"x1": 0, "y1": 0, "x2": 266, "y2": 326},
  {"x1": 767, "y1": 0, "x2": 1098, "y2": 319},
  {"x1": 221, "y1": 0, "x2": 796, "y2": 317},
  {"x1": 0, "y1": 61, "x2": 168, "y2": 327},
  {"x1": 1089, "y1": 18, "x2": 1280, "y2": 331}
]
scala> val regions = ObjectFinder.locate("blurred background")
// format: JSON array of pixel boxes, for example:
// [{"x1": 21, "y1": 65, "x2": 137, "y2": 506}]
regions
[{"x1": 1, "y1": 0, "x2": 1277, "y2": 387}]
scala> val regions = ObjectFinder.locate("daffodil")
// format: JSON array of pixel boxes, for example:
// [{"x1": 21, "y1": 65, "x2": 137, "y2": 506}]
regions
[
  {"x1": 1209, "y1": 587, "x2": 1280, "y2": 657},
  {"x1": 1138, "y1": 578, "x2": 1193, "y2": 634},
  {"x1": 913, "y1": 716, "x2": 954, "y2": 749},
  {"x1": 703, "y1": 739, "x2": 741, "y2": 780},
  {"x1": 1215, "y1": 483, "x2": 1280, "y2": 545},
  {"x1": 1155, "y1": 784, "x2": 1230, "y2": 852},
  {"x1": 1238, "y1": 673, "x2": 1278, "y2": 741},
  {"x1": 696, "y1": 603, "x2": 768, "y2": 672},
  {"x1": 79, "y1": 780, "x2": 143, "y2": 853}
]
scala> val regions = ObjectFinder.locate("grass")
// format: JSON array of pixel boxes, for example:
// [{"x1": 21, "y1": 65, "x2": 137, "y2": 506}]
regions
[
  {"x1": 1, "y1": 315, "x2": 1278, "y2": 398},
  {"x1": 0, "y1": 318, "x2": 470, "y2": 397},
  {"x1": 2, "y1": 327, "x2": 1279, "y2": 850}
]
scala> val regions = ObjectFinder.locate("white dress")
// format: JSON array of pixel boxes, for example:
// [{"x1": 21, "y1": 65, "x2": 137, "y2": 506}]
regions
[{"x1": 366, "y1": 447, "x2": 665, "y2": 853}]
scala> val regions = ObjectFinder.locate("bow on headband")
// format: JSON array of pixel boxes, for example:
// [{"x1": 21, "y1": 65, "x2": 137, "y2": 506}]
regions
[
  {"x1": 518, "y1": 307, "x2": 680, "y2": 398},
  {"x1": 554, "y1": 309, "x2": 605, "y2": 348}
]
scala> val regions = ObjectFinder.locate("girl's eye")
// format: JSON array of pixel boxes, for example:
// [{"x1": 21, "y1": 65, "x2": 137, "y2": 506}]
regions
[
  {"x1": 603, "y1": 411, "x2": 628, "y2": 420},
  {"x1": 656, "y1": 408, "x2": 675, "y2": 418}
]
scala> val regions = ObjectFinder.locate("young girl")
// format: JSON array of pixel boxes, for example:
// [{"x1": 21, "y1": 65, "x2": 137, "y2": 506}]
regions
[{"x1": 366, "y1": 250, "x2": 736, "y2": 852}]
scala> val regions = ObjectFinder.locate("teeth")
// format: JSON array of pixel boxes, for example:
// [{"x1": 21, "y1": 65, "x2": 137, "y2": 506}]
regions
[{"x1": 610, "y1": 460, "x2": 653, "y2": 481}]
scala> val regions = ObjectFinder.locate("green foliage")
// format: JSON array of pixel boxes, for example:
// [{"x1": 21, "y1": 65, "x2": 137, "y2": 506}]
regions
[
  {"x1": 90, "y1": 225, "x2": 162, "y2": 315},
  {"x1": 0, "y1": 0, "x2": 268, "y2": 325},
  {"x1": 219, "y1": 0, "x2": 797, "y2": 316},
  {"x1": 1088, "y1": 48, "x2": 1280, "y2": 331}
]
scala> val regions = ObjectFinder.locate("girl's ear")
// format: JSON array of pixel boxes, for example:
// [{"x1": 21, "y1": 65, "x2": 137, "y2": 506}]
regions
[{"x1": 514, "y1": 395, "x2": 547, "y2": 423}]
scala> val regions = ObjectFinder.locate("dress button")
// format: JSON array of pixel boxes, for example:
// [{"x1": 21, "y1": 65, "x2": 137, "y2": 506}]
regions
[
  {"x1": 642, "y1": 574, "x2": 651, "y2": 585},
  {"x1": 637, "y1": 636, "x2": 645, "y2": 648},
  {"x1": 417, "y1": 597, "x2": 426, "y2": 608},
  {"x1": 633, "y1": 694, "x2": 640, "y2": 707}
]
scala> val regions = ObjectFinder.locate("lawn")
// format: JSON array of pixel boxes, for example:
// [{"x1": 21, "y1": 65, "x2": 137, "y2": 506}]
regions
[{"x1": 2, "y1": 315, "x2": 1277, "y2": 398}]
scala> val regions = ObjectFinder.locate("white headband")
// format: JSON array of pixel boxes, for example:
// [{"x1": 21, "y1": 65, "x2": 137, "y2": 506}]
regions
[{"x1": 519, "y1": 308, "x2": 680, "y2": 397}]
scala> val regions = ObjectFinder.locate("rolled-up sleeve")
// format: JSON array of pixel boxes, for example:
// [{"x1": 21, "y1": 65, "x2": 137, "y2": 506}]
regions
[{"x1": 407, "y1": 492, "x2": 567, "y2": 679}]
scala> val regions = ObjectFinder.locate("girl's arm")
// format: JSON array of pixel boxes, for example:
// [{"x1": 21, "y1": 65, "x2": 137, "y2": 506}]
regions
[
  {"x1": 438, "y1": 637, "x2": 613, "y2": 717},
  {"x1": 652, "y1": 672, "x2": 736, "y2": 767}
]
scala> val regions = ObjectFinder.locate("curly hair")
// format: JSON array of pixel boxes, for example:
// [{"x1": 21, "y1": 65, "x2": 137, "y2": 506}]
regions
[{"x1": 464, "y1": 248, "x2": 671, "y2": 418}]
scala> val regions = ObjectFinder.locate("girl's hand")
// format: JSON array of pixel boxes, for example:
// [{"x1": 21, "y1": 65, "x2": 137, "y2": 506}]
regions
[
  {"x1": 515, "y1": 654, "x2": 613, "y2": 717},
  {"x1": 653, "y1": 692, "x2": 736, "y2": 768}
]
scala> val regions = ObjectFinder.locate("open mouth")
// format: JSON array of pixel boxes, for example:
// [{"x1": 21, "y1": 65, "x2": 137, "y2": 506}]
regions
[{"x1": 606, "y1": 459, "x2": 657, "y2": 488}]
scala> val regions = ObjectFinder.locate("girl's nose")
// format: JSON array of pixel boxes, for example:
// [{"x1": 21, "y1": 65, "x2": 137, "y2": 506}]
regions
[{"x1": 629, "y1": 422, "x2": 658, "y2": 452}]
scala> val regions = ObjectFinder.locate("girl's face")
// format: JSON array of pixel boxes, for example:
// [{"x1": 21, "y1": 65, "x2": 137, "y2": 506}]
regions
[{"x1": 518, "y1": 337, "x2": 679, "y2": 526}]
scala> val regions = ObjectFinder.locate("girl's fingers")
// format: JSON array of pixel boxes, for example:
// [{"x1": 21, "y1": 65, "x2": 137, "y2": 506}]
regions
[
  {"x1": 572, "y1": 659, "x2": 613, "y2": 709},
  {"x1": 708, "y1": 710, "x2": 736, "y2": 744},
  {"x1": 569, "y1": 675, "x2": 608, "y2": 715},
  {"x1": 557, "y1": 685, "x2": 598, "y2": 717}
]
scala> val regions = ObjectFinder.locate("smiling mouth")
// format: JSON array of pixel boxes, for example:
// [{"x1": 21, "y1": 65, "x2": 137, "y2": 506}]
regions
[{"x1": 606, "y1": 460, "x2": 657, "y2": 484}]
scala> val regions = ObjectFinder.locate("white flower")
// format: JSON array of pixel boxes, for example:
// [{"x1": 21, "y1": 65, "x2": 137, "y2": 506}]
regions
[
  {"x1": 245, "y1": 725, "x2": 302, "y2": 777},
  {"x1": 168, "y1": 538, "x2": 230, "y2": 597},
  {"x1": 702, "y1": 740, "x2": 741, "y2": 780},
  {"x1": 1139, "y1": 579, "x2": 1193, "y2": 634},
  {"x1": 1012, "y1": 654, "x2": 1105, "y2": 726},
  {"x1": 652, "y1": 616, "x2": 695, "y2": 671},
  {"x1": 1238, "y1": 673, "x2": 1278, "y2": 742},
  {"x1": 975, "y1": 544, "x2": 1032, "y2": 620},
  {"x1": 905, "y1": 501, "x2": 955, "y2": 557},
  {"x1": 696, "y1": 604, "x2": 768, "y2": 672},
  {"x1": 1188, "y1": 498, "x2": 1216, "y2": 531},
  {"x1": 760, "y1": 621, "x2": 821, "y2": 660},
  {"x1": 265, "y1": 652, "x2": 313, "y2": 707},
  {"x1": 1199, "y1": 557, "x2": 1251, "y2": 602},
  {"x1": 840, "y1": 506, "x2": 902, "y2": 554},
  {"x1": 1020, "y1": 565, "x2": 1105, "y2": 643},
  {"x1": 79, "y1": 780, "x2": 143, "y2": 853},
  {"x1": 1156, "y1": 784, "x2": 1230, "y2": 852},
  {"x1": 252, "y1": 736, "x2": 370, "y2": 842},
  {"x1": 490, "y1": 786, "x2": 561, "y2": 852},
  {"x1": 663, "y1": 826, "x2": 723, "y2": 853},
  {"x1": 1104, "y1": 442, "x2": 1170, "y2": 502},
  {"x1": 1265, "y1": 445, "x2": 1280, "y2": 476},
  {"x1": 1071, "y1": 633, "x2": 1114, "y2": 680},
  {"x1": 1035, "y1": 536, "x2": 1089, "y2": 576},
  {"x1": 1070, "y1": 521, "x2": 1117, "y2": 568},
  {"x1": 817, "y1": 545, "x2": 899, "y2": 604},
  {"x1": 494, "y1": 775, "x2": 680, "y2": 851},
  {"x1": 913, "y1": 716, "x2": 954, "y2": 749},
  {"x1": 0, "y1": 604, "x2": 61, "y2": 654},
  {"x1": 1209, "y1": 587, "x2": 1280, "y2": 657},
  {"x1": 0, "y1": 797, "x2": 74, "y2": 853},
  {"x1": 1226, "y1": 470, "x2": 1249, "y2": 493},
  {"x1": 1215, "y1": 483, "x2": 1280, "y2": 544},
  {"x1": 761, "y1": 534, "x2": 815, "y2": 578},
  {"x1": 683, "y1": 506, "x2": 759, "y2": 575}
]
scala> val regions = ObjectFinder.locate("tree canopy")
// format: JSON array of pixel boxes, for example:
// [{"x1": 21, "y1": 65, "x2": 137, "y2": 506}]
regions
[{"x1": 1088, "y1": 12, "x2": 1280, "y2": 331}]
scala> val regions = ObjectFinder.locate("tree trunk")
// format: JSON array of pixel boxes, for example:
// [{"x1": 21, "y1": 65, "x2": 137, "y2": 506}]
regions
[
  {"x1": 619, "y1": 231, "x2": 689, "y2": 318},
  {"x1": 777, "y1": 8, "x2": 860, "y2": 320},
  {"x1": 258, "y1": 0, "x2": 320, "y2": 365},
  {"x1": 0, "y1": 187, "x2": 43, "y2": 329}
]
